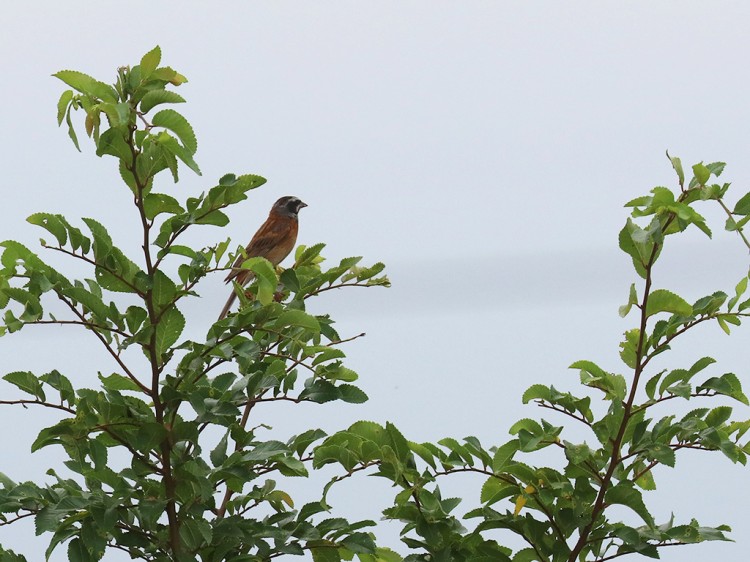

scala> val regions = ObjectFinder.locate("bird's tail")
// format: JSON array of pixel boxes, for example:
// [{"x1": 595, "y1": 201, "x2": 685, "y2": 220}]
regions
[{"x1": 217, "y1": 290, "x2": 238, "y2": 321}]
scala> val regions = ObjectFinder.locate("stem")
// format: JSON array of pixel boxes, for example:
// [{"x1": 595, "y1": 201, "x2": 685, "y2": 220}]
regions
[
  {"x1": 57, "y1": 294, "x2": 149, "y2": 394},
  {"x1": 0, "y1": 399, "x2": 74, "y2": 414},
  {"x1": 716, "y1": 198, "x2": 750, "y2": 251},
  {"x1": 567, "y1": 239, "x2": 660, "y2": 561},
  {"x1": 125, "y1": 119, "x2": 182, "y2": 557},
  {"x1": 216, "y1": 392, "x2": 262, "y2": 517}
]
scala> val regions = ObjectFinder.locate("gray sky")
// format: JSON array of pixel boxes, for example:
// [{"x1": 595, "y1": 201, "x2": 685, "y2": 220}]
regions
[{"x1": 2, "y1": 2, "x2": 750, "y2": 561}]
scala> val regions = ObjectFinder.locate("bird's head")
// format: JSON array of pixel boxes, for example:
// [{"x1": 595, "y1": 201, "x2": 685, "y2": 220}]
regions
[{"x1": 272, "y1": 196, "x2": 307, "y2": 218}]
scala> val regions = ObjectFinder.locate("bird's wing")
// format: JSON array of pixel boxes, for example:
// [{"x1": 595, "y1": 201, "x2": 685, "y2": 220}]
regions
[{"x1": 224, "y1": 218, "x2": 296, "y2": 283}]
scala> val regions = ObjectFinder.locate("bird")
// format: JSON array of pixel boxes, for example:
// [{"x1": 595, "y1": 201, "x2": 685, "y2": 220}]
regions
[{"x1": 217, "y1": 195, "x2": 307, "y2": 320}]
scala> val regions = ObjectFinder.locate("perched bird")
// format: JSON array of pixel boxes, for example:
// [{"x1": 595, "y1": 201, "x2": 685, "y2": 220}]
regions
[{"x1": 218, "y1": 196, "x2": 307, "y2": 319}]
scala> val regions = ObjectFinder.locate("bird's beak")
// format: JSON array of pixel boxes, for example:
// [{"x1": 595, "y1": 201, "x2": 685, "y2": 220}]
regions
[{"x1": 299, "y1": 201, "x2": 308, "y2": 209}]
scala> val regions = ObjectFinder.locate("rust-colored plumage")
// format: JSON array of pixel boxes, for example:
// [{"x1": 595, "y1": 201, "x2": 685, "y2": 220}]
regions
[{"x1": 218, "y1": 196, "x2": 307, "y2": 319}]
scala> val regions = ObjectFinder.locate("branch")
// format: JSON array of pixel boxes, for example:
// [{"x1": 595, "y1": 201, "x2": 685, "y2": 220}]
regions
[
  {"x1": 29, "y1": 318, "x2": 130, "y2": 338},
  {"x1": 643, "y1": 312, "x2": 750, "y2": 372},
  {"x1": 535, "y1": 400, "x2": 594, "y2": 428},
  {"x1": 0, "y1": 510, "x2": 36, "y2": 526},
  {"x1": 0, "y1": 398, "x2": 74, "y2": 414},
  {"x1": 216, "y1": 388, "x2": 269, "y2": 517},
  {"x1": 716, "y1": 198, "x2": 750, "y2": 252},
  {"x1": 304, "y1": 282, "x2": 378, "y2": 299},
  {"x1": 57, "y1": 294, "x2": 149, "y2": 394},
  {"x1": 42, "y1": 244, "x2": 144, "y2": 296},
  {"x1": 567, "y1": 211, "x2": 670, "y2": 562},
  {"x1": 631, "y1": 390, "x2": 717, "y2": 415},
  {"x1": 593, "y1": 540, "x2": 687, "y2": 562}
]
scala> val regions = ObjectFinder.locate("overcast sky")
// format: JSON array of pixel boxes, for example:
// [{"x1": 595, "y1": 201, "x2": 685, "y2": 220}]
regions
[{"x1": 2, "y1": 3, "x2": 750, "y2": 561}]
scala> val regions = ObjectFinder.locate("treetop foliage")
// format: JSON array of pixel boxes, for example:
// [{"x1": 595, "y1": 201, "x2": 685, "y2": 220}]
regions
[{"x1": 0, "y1": 45, "x2": 749, "y2": 562}]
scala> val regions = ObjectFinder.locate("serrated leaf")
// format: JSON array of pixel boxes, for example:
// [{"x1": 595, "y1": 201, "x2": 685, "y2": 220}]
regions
[
  {"x1": 155, "y1": 306, "x2": 185, "y2": 357},
  {"x1": 152, "y1": 270, "x2": 177, "y2": 309},
  {"x1": 619, "y1": 283, "x2": 639, "y2": 317},
  {"x1": 96, "y1": 127, "x2": 132, "y2": 163},
  {"x1": 645, "y1": 289, "x2": 692, "y2": 317},
  {"x1": 57, "y1": 90, "x2": 74, "y2": 126},
  {"x1": 155, "y1": 131, "x2": 201, "y2": 176},
  {"x1": 667, "y1": 151, "x2": 684, "y2": 186},
  {"x1": 27, "y1": 213, "x2": 67, "y2": 246},
  {"x1": 646, "y1": 443, "x2": 675, "y2": 467},
  {"x1": 240, "y1": 257, "x2": 278, "y2": 305},
  {"x1": 210, "y1": 433, "x2": 228, "y2": 467},
  {"x1": 152, "y1": 109, "x2": 197, "y2": 154},
  {"x1": 521, "y1": 384, "x2": 551, "y2": 404},
  {"x1": 54, "y1": 70, "x2": 118, "y2": 102},
  {"x1": 139, "y1": 90, "x2": 186, "y2": 114},
  {"x1": 140, "y1": 45, "x2": 161, "y2": 80},
  {"x1": 692, "y1": 162, "x2": 710, "y2": 185},
  {"x1": 3, "y1": 371, "x2": 45, "y2": 401},
  {"x1": 492, "y1": 440, "x2": 519, "y2": 472},
  {"x1": 143, "y1": 193, "x2": 184, "y2": 220},
  {"x1": 98, "y1": 372, "x2": 141, "y2": 392},
  {"x1": 706, "y1": 405, "x2": 733, "y2": 427},
  {"x1": 339, "y1": 384, "x2": 368, "y2": 404},
  {"x1": 605, "y1": 483, "x2": 654, "y2": 527},
  {"x1": 734, "y1": 191, "x2": 750, "y2": 215},
  {"x1": 276, "y1": 310, "x2": 320, "y2": 331}
]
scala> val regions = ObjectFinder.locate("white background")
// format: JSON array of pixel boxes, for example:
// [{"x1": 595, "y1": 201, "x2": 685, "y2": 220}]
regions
[{"x1": 2, "y1": 2, "x2": 750, "y2": 561}]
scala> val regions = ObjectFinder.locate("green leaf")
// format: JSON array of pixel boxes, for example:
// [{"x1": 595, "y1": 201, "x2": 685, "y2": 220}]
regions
[
  {"x1": 698, "y1": 373, "x2": 748, "y2": 405},
  {"x1": 155, "y1": 306, "x2": 185, "y2": 357},
  {"x1": 152, "y1": 109, "x2": 197, "y2": 154},
  {"x1": 605, "y1": 483, "x2": 654, "y2": 527},
  {"x1": 39, "y1": 370, "x2": 75, "y2": 405},
  {"x1": 310, "y1": 542, "x2": 341, "y2": 562},
  {"x1": 139, "y1": 45, "x2": 161, "y2": 80},
  {"x1": 645, "y1": 443, "x2": 675, "y2": 467},
  {"x1": 27, "y1": 213, "x2": 67, "y2": 246},
  {"x1": 480, "y1": 476, "x2": 515, "y2": 506},
  {"x1": 667, "y1": 151, "x2": 684, "y2": 186},
  {"x1": 619, "y1": 283, "x2": 639, "y2": 318},
  {"x1": 139, "y1": 90, "x2": 186, "y2": 114},
  {"x1": 645, "y1": 289, "x2": 692, "y2": 317},
  {"x1": 619, "y1": 329, "x2": 640, "y2": 369},
  {"x1": 99, "y1": 102, "x2": 131, "y2": 128},
  {"x1": 3, "y1": 371, "x2": 45, "y2": 401},
  {"x1": 57, "y1": 90, "x2": 74, "y2": 126},
  {"x1": 618, "y1": 218, "x2": 660, "y2": 278},
  {"x1": 728, "y1": 276, "x2": 748, "y2": 312},
  {"x1": 706, "y1": 405, "x2": 733, "y2": 427},
  {"x1": 341, "y1": 533, "x2": 376, "y2": 554},
  {"x1": 276, "y1": 310, "x2": 320, "y2": 331},
  {"x1": 155, "y1": 131, "x2": 201, "y2": 176},
  {"x1": 96, "y1": 128, "x2": 132, "y2": 163},
  {"x1": 210, "y1": 433, "x2": 229, "y2": 467},
  {"x1": 692, "y1": 162, "x2": 710, "y2": 185},
  {"x1": 300, "y1": 380, "x2": 341, "y2": 404},
  {"x1": 179, "y1": 518, "x2": 212, "y2": 551},
  {"x1": 68, "y1": 538, "x2": 93, "y2": 562},
  {"x1": 62, "y1": 286, "x2": 110, "y2": 319},
  {"x1": 706, "y1": 161, "x2": 726, "y2": 177},
  {"x1": 143, "y1": 193, "x2": 184, "y2": 220},
  {"x1": 734, "y1": 191, "x2": 750, "y2": 215},
  {"x1": 339, "y1": 384, "x2": 368, "y2": 404},
  {"x1": 521, "y1": 384, "x2": 551, "y2": 404},
  {"x1": 241, "y1": 257, "x2": 278, "y2": 305},
  {"x1": 152, "y1": 270, "x2": 177, "y2": 309},
  {"x1": 64, "y1": 103, "x2": 81, "y2": 151},
  {"x1": 98, "y1": 372, "x2": 141, "y2": 392},
  {"x1": 54, "y1": 70, "x2": 118, "y2": 102}
]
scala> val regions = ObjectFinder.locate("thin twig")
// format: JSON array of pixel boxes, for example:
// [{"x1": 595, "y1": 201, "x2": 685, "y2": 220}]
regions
[{"x1": 0, "y1": 399, "x2": 74, "y2": 414}]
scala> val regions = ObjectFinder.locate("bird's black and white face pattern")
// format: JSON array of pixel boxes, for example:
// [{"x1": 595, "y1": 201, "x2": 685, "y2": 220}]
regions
[{"x1": 273, "y1": 196, "x2": 307, "y2": 218}]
